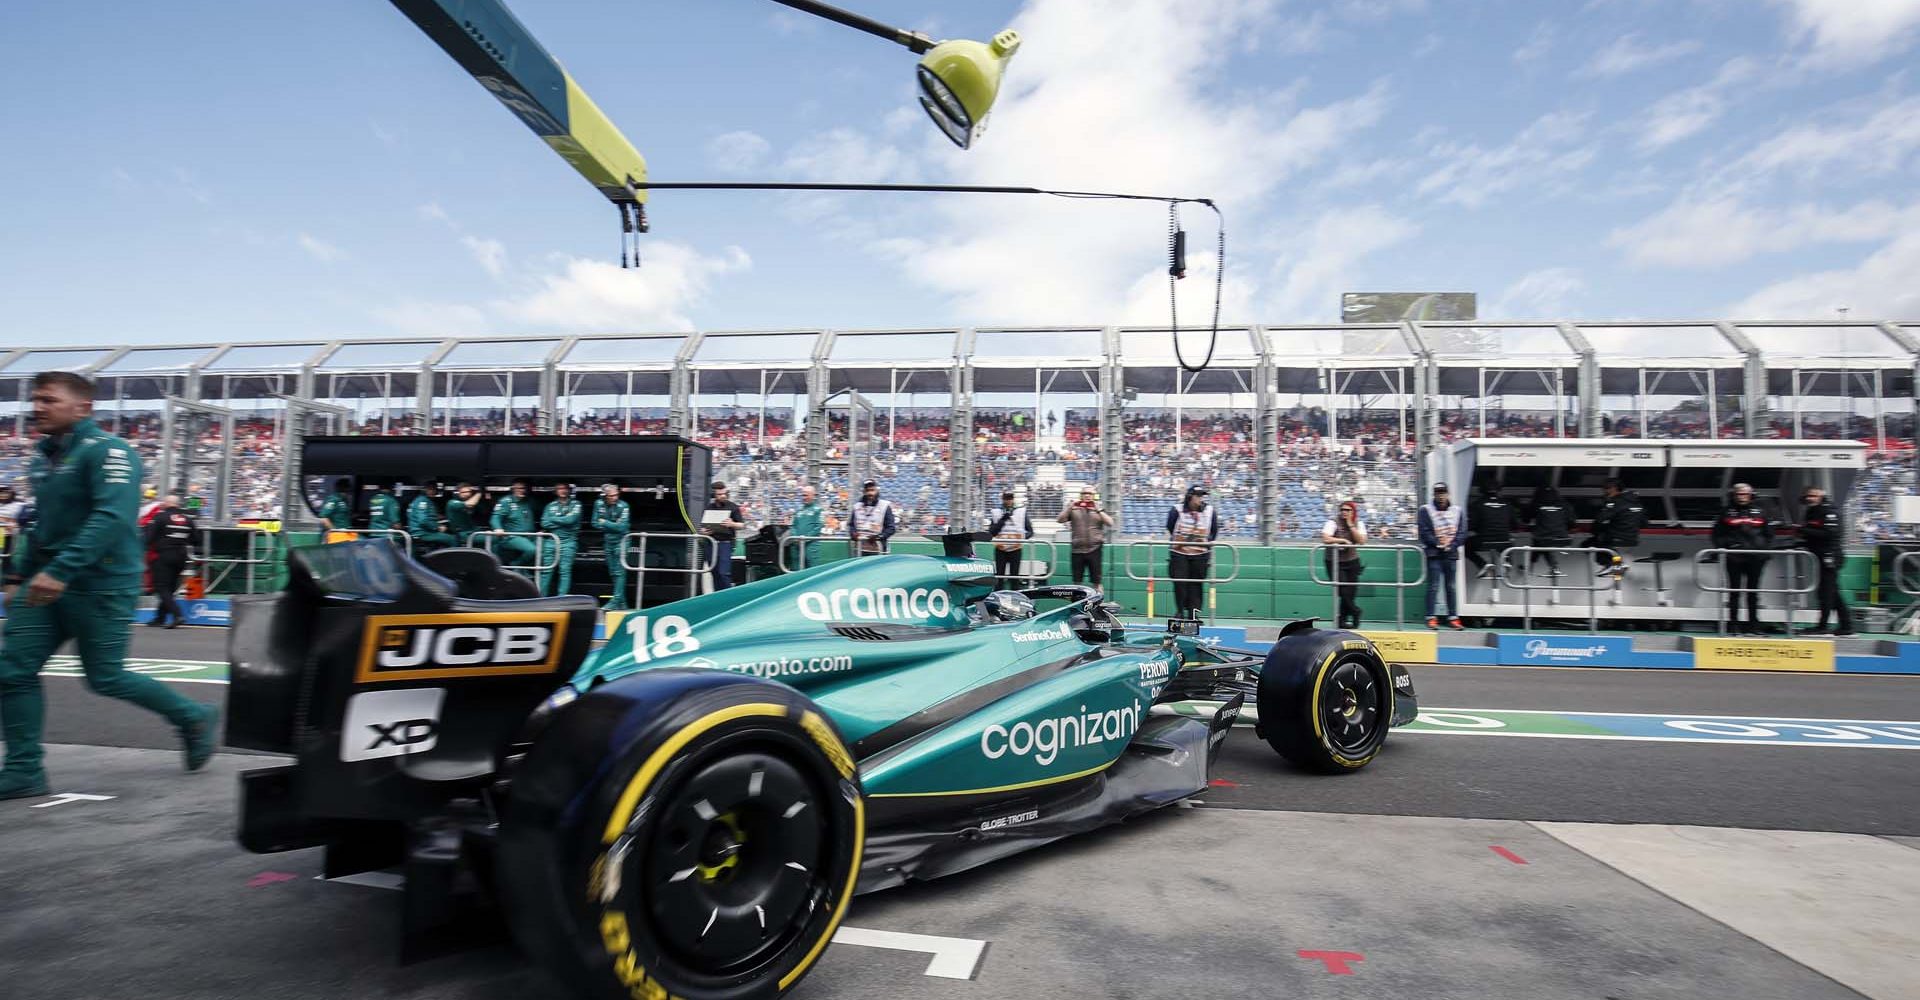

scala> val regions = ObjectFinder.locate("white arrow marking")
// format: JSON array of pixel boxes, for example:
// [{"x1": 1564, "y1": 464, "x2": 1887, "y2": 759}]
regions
[
  {"x1": 30, "y1": 793, "x2": 116, "y2": 809},
  {"x1": 831, "y1": 926, "x2": 988, "y2": 980},
  {"x1": 318, "y1": 870, "x2": 405, "y2": 891}
]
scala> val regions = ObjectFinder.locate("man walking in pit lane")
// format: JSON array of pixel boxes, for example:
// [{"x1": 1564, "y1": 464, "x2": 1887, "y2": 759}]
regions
[
  {"x1": 850, "y1": 480, "x2": 897, "y2": 557},
  {"x1": 989, "y1": 490, "x2": 1035, "y2": 590},
  {"x1": 592, "y1": 483, "x2": 630, "y2": 610},
  {"x1": 1712, "y1": 482, "x2": 1776, "y2": 634},
  {"x1": 1418, "y1": 482, "x2": 1466, "y2": 630},
  {"x1": 0, "y1": 372, "x2": 218, "y2": 800},
  {"x1": 1799, "y1": 486, "x2": 1854, "y2": 636},
  {"x1": 143, "y1": 493, "x2": 196, "y2": 629}
]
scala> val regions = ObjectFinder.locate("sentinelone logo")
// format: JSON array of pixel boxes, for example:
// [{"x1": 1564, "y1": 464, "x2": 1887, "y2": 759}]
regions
[
  {"x1": 797, "y1": 587, "x2": 951, "y2": 621},
  {"x1": 355, "y1": 612, "x2": 570, "y2": 683},
  {"x1": 1012, "y1": 624, "x2": 1072, "y2": 643},
  {"x1": 1522, "y1": 638, "x2": 1611, "y2": 660}
]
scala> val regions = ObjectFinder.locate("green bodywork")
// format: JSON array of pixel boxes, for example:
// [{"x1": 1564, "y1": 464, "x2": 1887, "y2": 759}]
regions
[{"x1": 569, "y1": 553, "x2": 1211, "y2": 800}]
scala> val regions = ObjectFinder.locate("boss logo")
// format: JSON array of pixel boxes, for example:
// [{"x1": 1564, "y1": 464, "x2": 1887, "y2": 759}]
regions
[{"x1": 354, "y1": 613, "x2": 571, "y2": 682}]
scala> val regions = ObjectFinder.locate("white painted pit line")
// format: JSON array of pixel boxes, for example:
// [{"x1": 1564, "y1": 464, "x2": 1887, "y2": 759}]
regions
[{"x1": 318, "y1": 870, "x2": 992, "y2": 980}]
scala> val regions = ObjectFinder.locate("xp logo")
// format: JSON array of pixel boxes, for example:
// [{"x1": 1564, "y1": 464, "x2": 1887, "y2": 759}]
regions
[
  {"x1": 355, "y1": 612, "x2": 571, "y2": 682},
  {"x1": 340, "y1": 688, "x2": 446, "y2": 762}
]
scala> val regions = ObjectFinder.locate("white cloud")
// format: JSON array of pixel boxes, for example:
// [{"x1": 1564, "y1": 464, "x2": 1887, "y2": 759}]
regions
[
  {"x1": 782, "y1": 127, "x2": 909, "y2": 184},
  {"x1": 1513, "y1": 22, "x2": 1554, "y2": 64},
  {"x1": 461, "y1": 236, "x2": 508, "y2": 279},
  {"x1": 1489, "y1": 267, "x2": 1585, "y2": 319},
  {"x1": 1729, "y1": 229, "x2": 1920, "y2": 318},
  {"x1": 1636, "y1": 58, "x2": 1758, "y2": 151},
  {"x1": 707, "y1": 130, "x2": 772, "y2": 175},
  {"x1": 417, "y1": 202, "x2": 451, "y2": 224},
  {"x1": 1416, "y1": 111, "x2": 1596, "y2": 207},
  {"x1": 298, "y1": 233, "x2": 344, "y2": 263},
  {"x1": 1579, "y1": 34, "x2": 1702, "y2": 78},
  {"x1": 1771, "y1": 0, "x2": 1920, "y2": 68},
  {"x1": 834, "y1": 0, "x2": 1393, "y2": 325},
  {"x1": 499, "y1": 244, "x2": 751, "y2": 331},
  {"x1": 1733, "y1": 93, "x2": 1920, "y2": 178},
  {"x1": 1267, "y1": 205, "x2": 1419, "y2": 319},
  {"x1": 1609, "y1": 198, "x2": 1920, "y2": 268}
]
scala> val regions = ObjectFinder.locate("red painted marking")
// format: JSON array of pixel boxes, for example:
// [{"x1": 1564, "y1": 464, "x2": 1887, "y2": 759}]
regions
[
  {"x1": 1298, "y1": 950, "x2": 1364, "y2": 975},
  {"x1": 1207, "y1": 778, "x2": 1239, "y2": 788},
  {"x1": 1490, "y1": 845, "x2": 1528, "y2": 865},
  {"x1": 248, "y1": 871, "x2": 298, "y2": 888}
]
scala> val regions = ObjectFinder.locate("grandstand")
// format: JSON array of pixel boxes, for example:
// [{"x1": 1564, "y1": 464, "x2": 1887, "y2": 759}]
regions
[{"x1": 0, "y1": 321, "x2": 1914, "y2": 551}]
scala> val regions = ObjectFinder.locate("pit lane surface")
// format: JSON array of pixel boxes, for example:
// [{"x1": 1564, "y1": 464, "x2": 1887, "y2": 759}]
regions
[
  {"x1": 7, "y1": 628, "x2": 1920, "y2": 1000},
  {"x1": 36, "y1": 627, "x2": 1920, "y2": 836}
]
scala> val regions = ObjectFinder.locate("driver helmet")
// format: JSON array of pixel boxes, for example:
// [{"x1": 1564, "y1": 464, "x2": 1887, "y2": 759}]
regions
[{"x1": 983, "y1": 590, "x2": 1037, "y2": 622}]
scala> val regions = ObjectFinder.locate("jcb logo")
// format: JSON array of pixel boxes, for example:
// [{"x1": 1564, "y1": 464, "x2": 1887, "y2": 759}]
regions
[{"x1": 354, "y1": 613, "x2": 571, "y2": 683}]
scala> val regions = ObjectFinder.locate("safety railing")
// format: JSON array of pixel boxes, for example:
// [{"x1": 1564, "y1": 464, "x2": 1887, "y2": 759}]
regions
[
  {"x1": 1893, "y1": 550, "x2": 1920, "y2": 597},
  {"x1": 356, "y1": 528, "x2": 413, "y2": 558},
  {"x1": 777, "y1": 535, "x2": 856, "y2": 574},
  {"x1": 469, "y1": 530, "x2": 561, "y2": 579},
  {"x1": 623, "y1": 532, "x2": 720, "y2": 598},
  {"x1": 1123, "y1": 540, "x2": 1243, "y2": 624},
  {"x1": 973, "y1": 538, "x2": 1061, "y2": 588},
  {"x1": 1890, "y1": 550, "x2": 1920, "y2": 635},
  {"x1": 1306, "y1": 543, "x2": 1428, "y2": 629},
  {"x1": 1497, "y1": 546, "x2": 1620, "y2": 632},
  {"x1": 1693, "y1": 548, "x2": 1818, "y2": 637},
  {"x1": 193, "y1": 525, "x2": 286, "y2": 595}
]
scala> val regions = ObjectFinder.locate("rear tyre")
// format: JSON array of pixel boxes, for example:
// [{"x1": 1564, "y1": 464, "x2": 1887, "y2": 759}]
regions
[
  {"x1": 1256, "y1": 628, "x2": 1392, "y2": 774},
  {"x1": 497, "y1": 671, "x2": 863, "y2": 1000}
]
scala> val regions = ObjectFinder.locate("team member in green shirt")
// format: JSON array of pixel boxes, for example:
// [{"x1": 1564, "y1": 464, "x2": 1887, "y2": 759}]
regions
[
  {"x1": 406, "y1": 482, "x2": 457, "y2": 552},
  {"x1": 789, "y1": 484, "x2": 827, "y2": 569},
  {"x1": 539, "y1": 482, "x2": 582, "y2": 595},
  {"x1": 317, "y1": 478, "x2": 355, "y2": 537},
  {"x1": 0, "y1": 372, "x2": 218, "y2": 800},
  {"x1": 490, "y1": 479, "x2": 538, "y2": 579},
  {"x1": 366, "y1": 483, "x2": 401, "y2": 534},
  {"x1": 445, "y1": 482, "x2": 482, "y2": 545},
  {"x1": 592, "y1": 482, "x2": 631, "y2": 610}
]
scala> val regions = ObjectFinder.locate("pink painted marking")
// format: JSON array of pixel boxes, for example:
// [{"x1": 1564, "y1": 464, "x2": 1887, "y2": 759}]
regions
[
  {"x1": 1490, "y1": 845, "x2": 1528, "y2": 865},
  {"x1": 248, "y1": 871, "x2": 299, "y2": 888},
  {"x1": 1298, "y1": 950, "x2": 1364, "y2": 975},
  {"x1": 1207, "y1": 778, "x2": 1239, "y2": 788}
]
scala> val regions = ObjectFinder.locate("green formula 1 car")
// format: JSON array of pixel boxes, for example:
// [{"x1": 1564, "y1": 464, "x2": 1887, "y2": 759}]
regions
[{"x1": 228, "y1": 536, "x2": 1417, "y2": 1000}]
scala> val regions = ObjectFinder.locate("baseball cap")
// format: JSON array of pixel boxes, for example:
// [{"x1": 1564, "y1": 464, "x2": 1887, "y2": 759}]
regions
[
  {"x1": 863, "y1": 479, "x2": 879, "y2": 488},
  {"x1": 1187, "y1": 484, "x2": 1209, "y2": 496}
]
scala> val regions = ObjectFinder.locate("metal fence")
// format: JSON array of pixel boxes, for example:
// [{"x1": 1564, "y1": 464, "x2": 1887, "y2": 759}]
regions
[
  {"x1": 1692, "y1": 548, "x2": 1818, "y2": 637},
  {"x1": 1497, "y1": 545, "x2": 1621, "y2": 632},
  {"x1": 1306, "y1": 542, "x2": 1428, "y2": 629},
  {"x1": 1122, "y1": 540, "x2": 1243, "y2": 624}
]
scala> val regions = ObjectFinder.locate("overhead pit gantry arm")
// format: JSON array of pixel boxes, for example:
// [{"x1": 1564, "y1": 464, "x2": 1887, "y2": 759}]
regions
[{"x1": 387, "y1": 0, "x2": 650, "y2": 251}]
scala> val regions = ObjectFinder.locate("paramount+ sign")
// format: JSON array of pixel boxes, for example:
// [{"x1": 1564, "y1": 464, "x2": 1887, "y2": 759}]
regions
[{"x1": 354, "y1": 612, "x2": 572, "y2": 683}]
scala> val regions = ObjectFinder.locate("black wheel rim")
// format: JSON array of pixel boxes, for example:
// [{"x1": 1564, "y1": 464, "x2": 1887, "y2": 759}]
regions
[
  {"x1": 637, "y1": 749, "x2": 831, "y2": 975},
  {"x1": 1321, "y1": 658, "x2": 1382, "y2": 754}
]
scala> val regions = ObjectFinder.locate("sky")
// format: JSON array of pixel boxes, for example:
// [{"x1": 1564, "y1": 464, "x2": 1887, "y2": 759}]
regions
[{"x1": 3, "y1": 0, "x2": 1919, "y2": 352}]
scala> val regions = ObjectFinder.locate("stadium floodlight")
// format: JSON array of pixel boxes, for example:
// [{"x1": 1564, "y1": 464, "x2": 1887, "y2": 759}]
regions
[{"x1": 767, "y1": 0, "x2": 1020, "y2": 149}]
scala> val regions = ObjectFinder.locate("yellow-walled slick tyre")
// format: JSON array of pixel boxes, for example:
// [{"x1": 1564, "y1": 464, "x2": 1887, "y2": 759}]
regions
[
  {"x1": 496, "y1": 671, "x2": 863, "y2": 1000},
  {"x1": 1256, "y1": 627, "x2": 1393, "y2": 774}
]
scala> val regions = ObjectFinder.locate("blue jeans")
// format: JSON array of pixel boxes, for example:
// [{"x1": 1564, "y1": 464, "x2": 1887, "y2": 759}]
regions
[
  {"x1": 712, "y1": 540, "x2": 735, "y2": 590},
  {"x1": 1426, "y1": 555, "x2": 1458, "y2": 617}
]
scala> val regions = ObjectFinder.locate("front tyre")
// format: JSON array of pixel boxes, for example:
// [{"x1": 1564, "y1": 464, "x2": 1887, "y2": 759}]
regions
[
  {"x1": 497, "y1": 671, "x2": 863, "y2": 1000},
  {"x1": 1256, "y1": 628, "x2": 1392, "y2": 773}
]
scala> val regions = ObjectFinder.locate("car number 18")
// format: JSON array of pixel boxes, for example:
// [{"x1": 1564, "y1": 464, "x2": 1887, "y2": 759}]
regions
[{"x1": 623, "y1": 614, "x2": 701, "y2": 663}]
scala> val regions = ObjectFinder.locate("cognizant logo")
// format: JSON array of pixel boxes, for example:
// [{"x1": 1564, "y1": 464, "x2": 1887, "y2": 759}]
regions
[
  {"x1": 981, "y1": 698, "x2": 1142, "y2": 765},
  {"x1": 797, "y1": 587, "x2": 951, "y2": 621}
]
